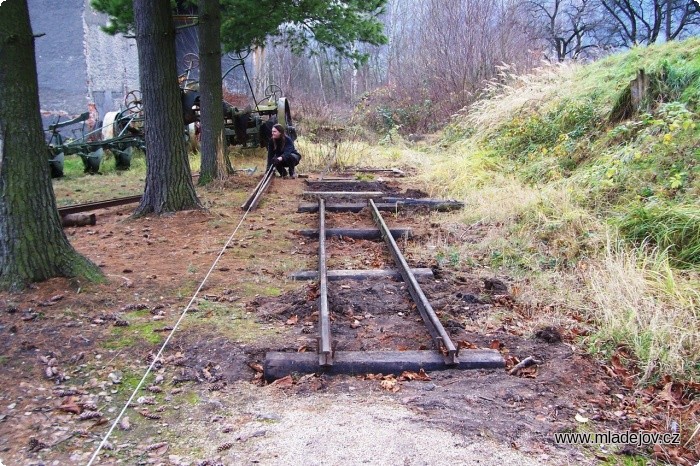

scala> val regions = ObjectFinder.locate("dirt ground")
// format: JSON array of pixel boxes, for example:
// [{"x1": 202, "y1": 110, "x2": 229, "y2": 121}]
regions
[{"x1": 0, "y1": 170, "x2": 697, "y2": 465}]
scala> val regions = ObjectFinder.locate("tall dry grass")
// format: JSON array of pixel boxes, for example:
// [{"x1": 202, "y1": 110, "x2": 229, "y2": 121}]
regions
[
  {"x1": 587, "y1": 238, "x2": 700, "y2": 382},
  {"x1": 294, "y1": 133, "x2": 427, "y2": 174},
  {"x1": 464, "y1": 62, "x2": 583, "y2": 138}
]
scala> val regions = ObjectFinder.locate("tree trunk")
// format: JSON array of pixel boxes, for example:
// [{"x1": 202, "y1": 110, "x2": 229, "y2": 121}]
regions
[
  {"x1": 198, "y1": 0, "x2": 229, "y2": 184},
  {"x1": 133, "y1": 0, "x2": 201, "y2": 216},
  {"x1": 0, "y1": 0, "x2": 102, "y2": 291}
]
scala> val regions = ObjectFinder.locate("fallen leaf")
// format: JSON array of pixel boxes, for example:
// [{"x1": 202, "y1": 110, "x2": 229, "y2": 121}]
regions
[
  {"x1": 58, "y1": 399, "x2": 82, "y2": 415},
  {"x1": 286, "y1": 315, "x2": 299, "y2": 325},
  {"x1": 399, "y1": 369, "x2": 431, "y2": 382},
  {"x1": 575, "y1": 413, "x2": 589, "y2": 423},
  {"x1": 489, "y1": 340, "x2": 503, "y2": 350},
  {"x1": 380, "y1": 378, "x2": 400, "y2": 392},
  {"x1": 458, "y1": 340, "x2": 477, "y2": 349},
  {"x1": 270, "y1": 375, "x2": 294, "y2": 388}
]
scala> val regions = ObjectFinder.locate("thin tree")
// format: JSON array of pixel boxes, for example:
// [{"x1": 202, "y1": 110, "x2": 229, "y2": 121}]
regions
[
  {"x1": 0, "y1": 0, "x2": 102, "y2": 291},
  {"x1": 521, "y1": 0, "x2": 600, "y2": 61}
]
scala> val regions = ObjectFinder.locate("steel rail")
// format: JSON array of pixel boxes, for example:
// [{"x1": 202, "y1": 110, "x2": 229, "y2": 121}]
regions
[
  {"x1": 369, "y1": 199, "x2": 459, "y2": 365},
  {"x1": 240, "y1": 166, "x2": 274, "y2": 211},
  {"x1": 58, "y1": 194, "x2": 143, "y2": 216},
  {"x1": 318, "y1": 198, "x2": 333, "y2": 365}
]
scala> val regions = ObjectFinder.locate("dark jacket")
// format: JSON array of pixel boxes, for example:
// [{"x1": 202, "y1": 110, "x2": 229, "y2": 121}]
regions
[{"x1": 267, "y1": 135, "x2": 300, "y2": 170}]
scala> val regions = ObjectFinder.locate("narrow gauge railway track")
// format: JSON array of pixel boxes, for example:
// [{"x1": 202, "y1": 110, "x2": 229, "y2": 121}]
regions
[{"x1": 264, "y1": 178, "x2": 504, "y2": 380}]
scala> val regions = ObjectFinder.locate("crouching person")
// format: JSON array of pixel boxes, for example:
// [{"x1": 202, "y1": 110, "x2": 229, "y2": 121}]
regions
[{"x1": 267, "y1": 123, "x2": 301, "y2": 178}]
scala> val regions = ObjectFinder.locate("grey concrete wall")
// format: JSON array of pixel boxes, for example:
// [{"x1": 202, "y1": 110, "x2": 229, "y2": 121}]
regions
[
  {"x1": 30, "y1": 0, "x2": 89, "y2": 117},
  {"x1": 29, "y1": 0, "x2": 139, "y2": 125},
  {"x1": 82, "y1": 0, "x2": 139, "y2": 116}
]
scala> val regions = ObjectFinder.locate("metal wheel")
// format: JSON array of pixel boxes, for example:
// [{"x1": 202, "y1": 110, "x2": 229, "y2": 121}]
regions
[
  {"x1": 124, "y1": 90, "x2": 143, "y2": 114},
  {"x1": 226, "y1": 49, "x2": 251, "y2": 61},
  {"x1": 182, "y1": 53, "x2": 199, "y2": 71},
  {"x1": 265, "y1": 85, "x2": 283, "y2": 101}
]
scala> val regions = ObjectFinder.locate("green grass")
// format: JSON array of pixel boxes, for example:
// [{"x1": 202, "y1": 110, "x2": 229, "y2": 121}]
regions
[
  {"x1": 615, "y1": 202, "x2": 700, "y2": 267},
  {"x1": 102, "y1": 318, "x2": 165, "y2": 350},
  {"x1": 181, "y1": 301, "x2": 277, "y2": 343},
  {"x1": 52, "y1": 150, "x2": 204, "y2": 206}
]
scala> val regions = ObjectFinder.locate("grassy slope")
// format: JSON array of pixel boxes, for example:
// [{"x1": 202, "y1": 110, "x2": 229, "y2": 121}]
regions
[{"x1": 418, "y1": 38, "x2": 700, "y2": 384}]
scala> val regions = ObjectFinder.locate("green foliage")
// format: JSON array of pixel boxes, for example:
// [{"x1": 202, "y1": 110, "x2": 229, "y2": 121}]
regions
[
  {"x1": 90, "y1": 0, "x2": 136, "y2": 34},
  {"x1": 615, "y1": 202, "x2": 700, "y2": 268},
  {"x1": 582, "y1": 102, "x2": 699, "y2": 209},
  {"x1": 220, "y1": 0, "x2": 387, "y2": 66},
  {"x1": 489, "y1": 99, "x2": 600, "y2": 182},
  {"x1": 92, "y1": 0, "x2": 387, "y2": 67}
]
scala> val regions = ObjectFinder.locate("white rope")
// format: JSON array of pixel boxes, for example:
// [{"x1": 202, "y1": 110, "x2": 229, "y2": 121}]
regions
[{"x1": 87, "y1": 167, "x2": 274, "y2": 465}]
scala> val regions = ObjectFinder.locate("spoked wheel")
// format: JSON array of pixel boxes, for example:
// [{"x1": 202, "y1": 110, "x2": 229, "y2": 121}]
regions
[
  {"x1": 264, "y1": 85, "x2": 283, "y2": 102},
  {"x1": 124, "y1": 90, "x2": 143, "y2": 114},
  {"x1": 182, "y1": 53, "x2": 199, "y2": 71},
  {"x1": 226, "y1": 49, "x2": 251, "y2": 62}
]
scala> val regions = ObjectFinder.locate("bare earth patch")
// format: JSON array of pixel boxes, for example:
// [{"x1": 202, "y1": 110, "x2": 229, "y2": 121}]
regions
[{"x1": 0, "y1": 168, "x2": 695, "y2": 465}]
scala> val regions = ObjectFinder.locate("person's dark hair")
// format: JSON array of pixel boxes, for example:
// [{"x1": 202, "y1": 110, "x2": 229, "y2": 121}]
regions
[{"x1": 272, "y1": 123, "x2": 286, "y2": 151}]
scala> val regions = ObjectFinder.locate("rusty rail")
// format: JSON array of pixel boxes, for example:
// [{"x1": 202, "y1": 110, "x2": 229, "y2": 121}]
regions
[
  {"x1": 58, "y1": 194, "x2": 143, "y2": 216},
  {"x1": 369, "y1": 199, "x2": 459, "y2": 365},
  {"x1": 317, "y1": 198, "x2": 333, "y2": 365},
  {"x1": 241, "y1": 167, "x2": 275, "y2": 211}
]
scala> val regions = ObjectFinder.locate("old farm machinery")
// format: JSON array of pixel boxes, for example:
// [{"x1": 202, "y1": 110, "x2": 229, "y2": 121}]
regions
[
  {"x1": 47, "y1": 51, "x2": 295, "y2": 178},
  {"x1": 46, "y1": 101, "x2": 145, "y2": 178}
]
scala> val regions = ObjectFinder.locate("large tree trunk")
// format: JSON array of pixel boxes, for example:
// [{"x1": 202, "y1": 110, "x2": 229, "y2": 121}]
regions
[
  {"x1": 133, "y1": 0, "x2": 201, "y2": 216},
  {"x1": 0, "y1": 0, "x2": 102, "y2": 291},
  {"x1": 198, "y1": 0, "x2": 230, "y2": 184}
]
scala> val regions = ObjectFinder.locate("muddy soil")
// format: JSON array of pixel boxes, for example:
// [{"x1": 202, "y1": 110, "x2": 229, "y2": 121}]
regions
[{"x1": 0, "y1": 171, "x2": 695, "y2": 465}]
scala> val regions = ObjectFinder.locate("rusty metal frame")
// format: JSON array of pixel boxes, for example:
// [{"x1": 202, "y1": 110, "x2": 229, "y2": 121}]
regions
[
  {"x1": 369, "y1": 199, "x2": 459, "y2": 365},
  {"x1": 317, "y1": 198, "x2": 333, "y2": 365},
  {"x1": 241, "y1": 168, "x2": 274, "y2": 211}
]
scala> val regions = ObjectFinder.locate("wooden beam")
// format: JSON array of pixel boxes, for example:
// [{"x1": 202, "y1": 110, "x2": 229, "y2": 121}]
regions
[
  {"x1": 264, "y1": 350, "x2": 505, "y2": 381},
  {"x1": 305, "y1": 179, "x2": 365, "y2": 184},
  {"x1": 290, "y1": 268, "x2": 433, "y2": 281},
  {"x1": 241, "y1": 168, "x2": 274, "y2": 211},
  {"x1": 302, "y1": 191, "x2": 385, "y2": 200},
  {"x1": 298, "y1": 200, "x2": 464, "y2": 213},
  {"x1": 318, "y1": 199, "x2": 332, "y2": 366},
  {"x1": 298, "y1": 228, "x2": 412, "y2": 239}
]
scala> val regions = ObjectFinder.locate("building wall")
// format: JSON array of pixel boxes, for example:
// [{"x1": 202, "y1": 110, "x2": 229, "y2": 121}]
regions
[{"x1": 29, "y1": 0, "x2": 139, "y2": 123}]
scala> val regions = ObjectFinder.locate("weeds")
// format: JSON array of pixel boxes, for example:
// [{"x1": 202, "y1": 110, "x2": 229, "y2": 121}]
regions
[
  {"x1": 615, "y1": 202, "x2": 700, "y2": 267},
  {"x1": 586, "y1": 238, "x2": 700, "y2": 382}
]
